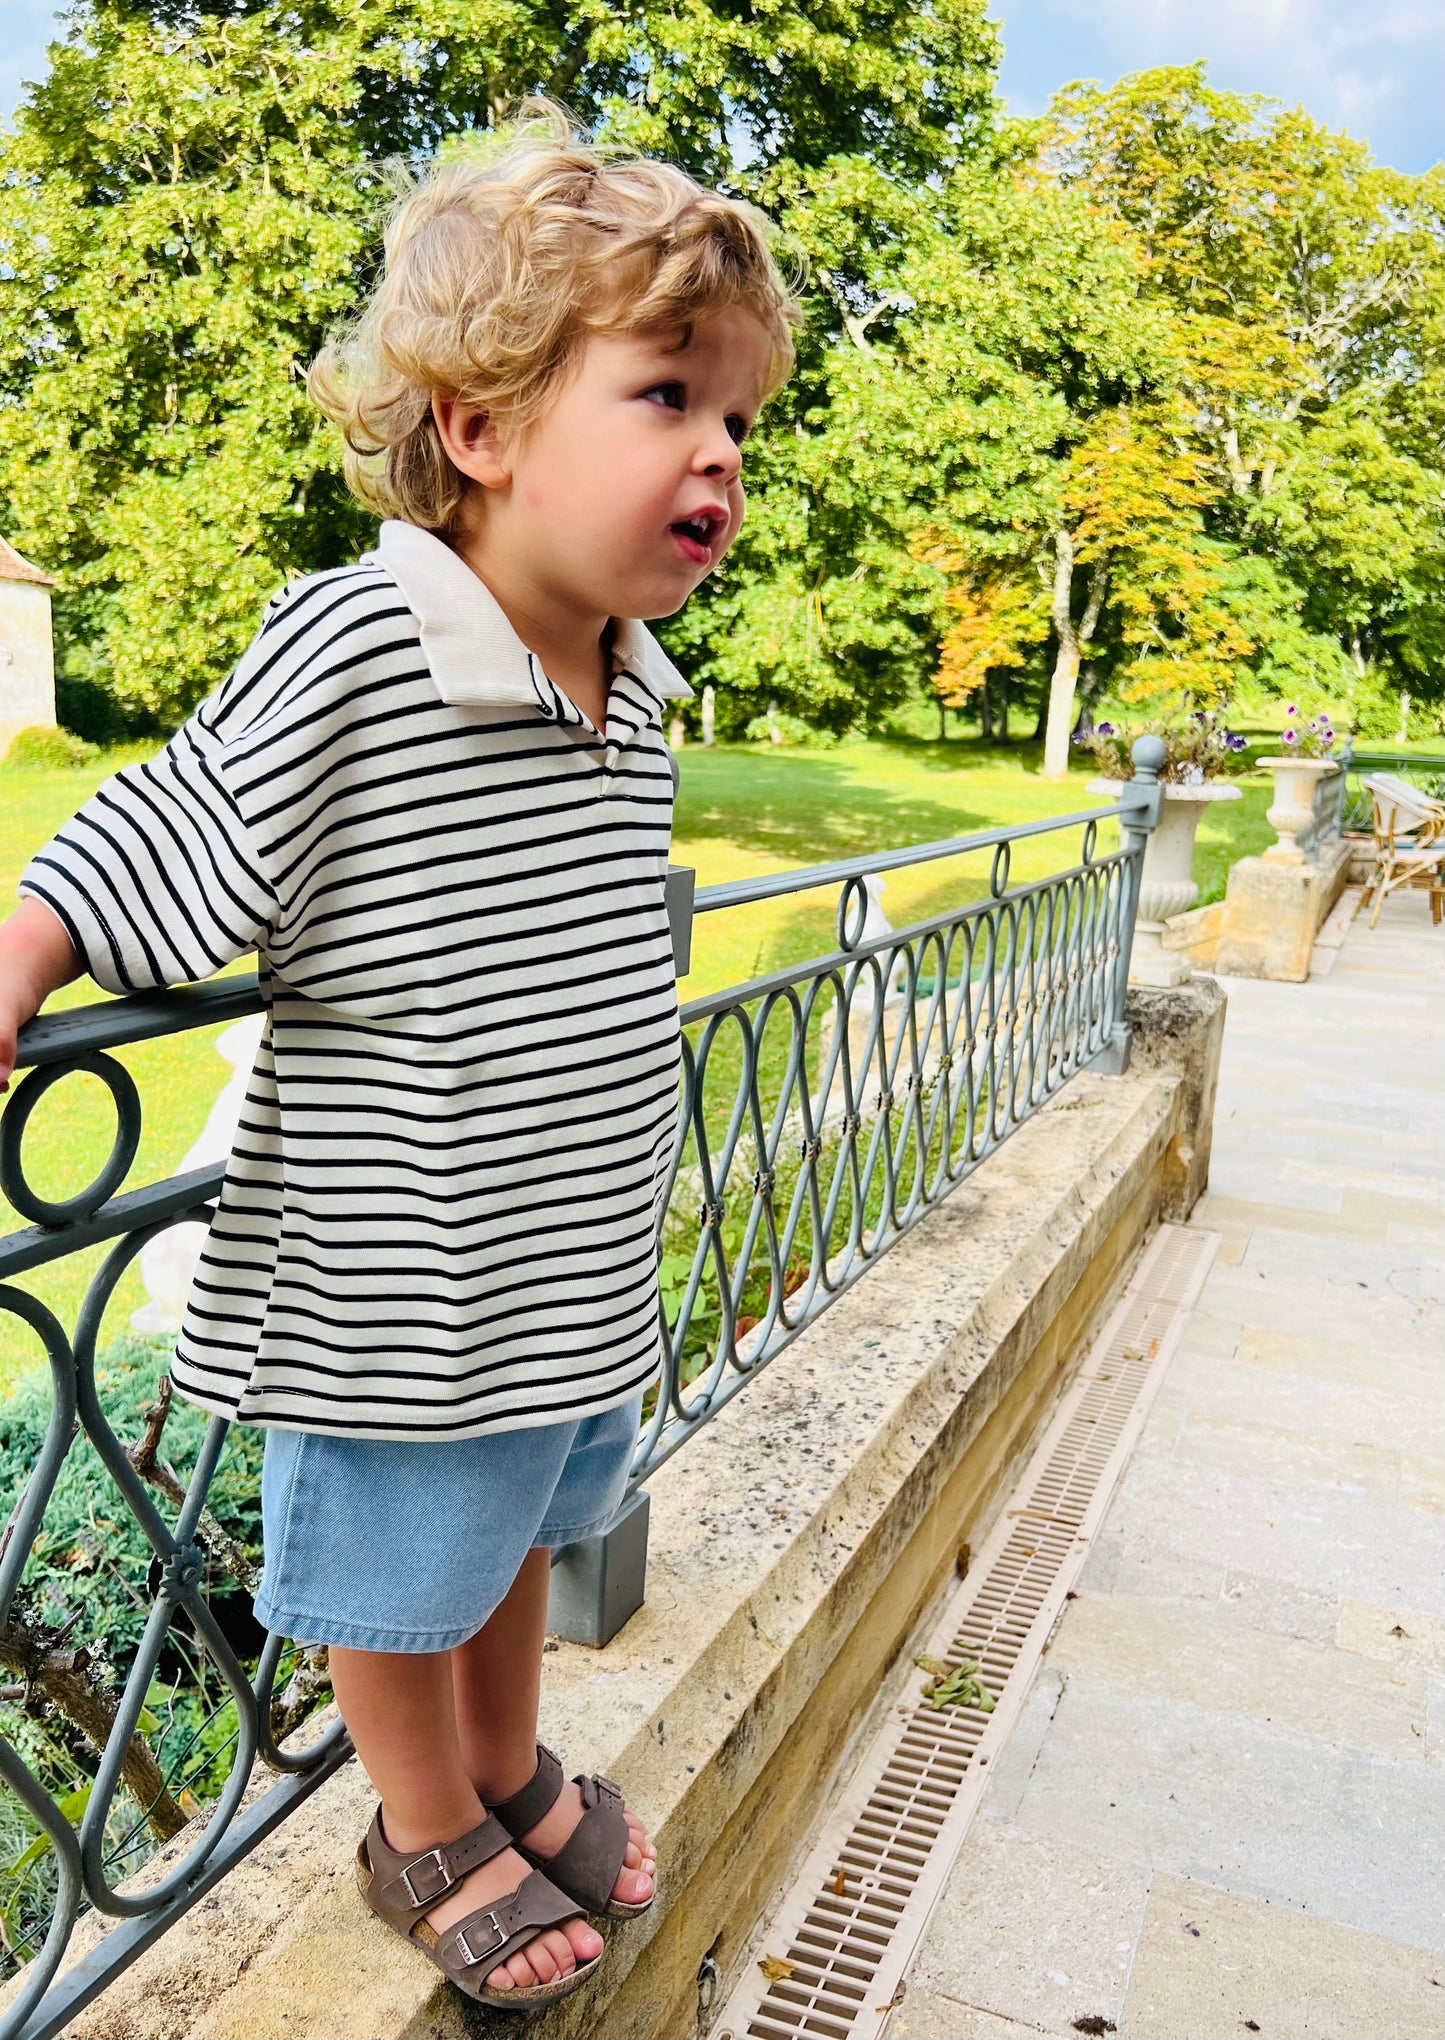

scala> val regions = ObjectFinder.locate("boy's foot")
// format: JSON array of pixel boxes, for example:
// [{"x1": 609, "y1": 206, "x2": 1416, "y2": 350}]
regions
[
  {"x1": 513, "y1": 1778, "x2": 656, "y2": 1909},
  {"x1": 422, "y1": 1838, "x2": 603, "y2": 1993}
]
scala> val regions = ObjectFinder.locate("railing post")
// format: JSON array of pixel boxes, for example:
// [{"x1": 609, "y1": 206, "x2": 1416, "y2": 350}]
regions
[
  {"x1": 1329, "y1": 735, "x2": 1354, "y2": 839},
  {"x1": 547, "y1": 1489, "x2": 651, "y2": 1646},
  {"x1": 1096, "y1": 734, "x2": 1165, "y2": 1074},
  {"x1": 666, "y1": 865, "x2": 695, "y2": 977}
]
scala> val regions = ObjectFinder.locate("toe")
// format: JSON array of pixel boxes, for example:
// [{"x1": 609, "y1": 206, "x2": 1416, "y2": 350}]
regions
[
  {"x1": 615, "y1": 1861, "x2": 654, "y2": 1904},
  {"x1": 565, "y1": 1917, "x2": 604, "y2": 1962},
  {"x1": 525, "y1": 1947, "x2": 558, "y2": 1987}
]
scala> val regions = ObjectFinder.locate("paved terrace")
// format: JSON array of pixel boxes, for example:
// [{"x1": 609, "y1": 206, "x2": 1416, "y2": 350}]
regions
[{"x1": 893, "y1": 891, "x2": 1445, "y2": 2040}]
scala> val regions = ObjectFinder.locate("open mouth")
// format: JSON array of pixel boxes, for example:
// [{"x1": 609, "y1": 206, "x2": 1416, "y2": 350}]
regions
[{"x1": 669, "y1": 510, "x2": 724, "y2": 563}]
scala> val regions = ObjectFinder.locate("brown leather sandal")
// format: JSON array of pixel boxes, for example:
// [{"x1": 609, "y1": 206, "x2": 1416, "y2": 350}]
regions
[
  {"x1": 355, "y1": 1805, "x2": 602, "y2": 2012},
  {"x1": 485, "y1": 1741, "x2": 655, "y2": 1921}
]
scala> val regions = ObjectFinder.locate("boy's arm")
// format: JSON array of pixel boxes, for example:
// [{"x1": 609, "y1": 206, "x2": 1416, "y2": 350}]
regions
[{"x1": 0, "y1": 898, "x2": 84, "y2": 1093}]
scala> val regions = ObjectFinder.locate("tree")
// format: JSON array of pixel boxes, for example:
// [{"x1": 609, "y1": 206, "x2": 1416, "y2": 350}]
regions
[
  {"x1": 668, "y1": 145, "x2": 1180, "y2": 746},
  {"x1": 0, "y1": 0, "x2": 1000, "y2": 728},
  {"x1": 1047, "y1": 65, "x2": 1444, "y2": 722}
]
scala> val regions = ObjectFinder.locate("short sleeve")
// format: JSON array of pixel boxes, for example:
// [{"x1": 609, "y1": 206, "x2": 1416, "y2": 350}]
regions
[{"x1": 18, "y1": 716, "x2": 277, "y2": 996}]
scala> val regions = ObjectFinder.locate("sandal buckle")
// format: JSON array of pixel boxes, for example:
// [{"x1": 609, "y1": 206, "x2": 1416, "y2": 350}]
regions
[
  {"x1": 455, "y1": 1909, "x2": 507, "y2": 1965},
  {"x1": 400, "y1": 1848, "x2": 453, "y2": 1905}
]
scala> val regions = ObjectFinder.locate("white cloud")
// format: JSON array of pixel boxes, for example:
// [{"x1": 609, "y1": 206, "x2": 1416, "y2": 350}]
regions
[{"x1": 995, "y1": 0, "x2": 1443, "y2": 170}]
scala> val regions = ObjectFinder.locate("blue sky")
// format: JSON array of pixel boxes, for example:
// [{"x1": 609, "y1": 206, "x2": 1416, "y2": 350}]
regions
[{"x1": 3, "y1": 0, "x2": 1442, "y2": 173}]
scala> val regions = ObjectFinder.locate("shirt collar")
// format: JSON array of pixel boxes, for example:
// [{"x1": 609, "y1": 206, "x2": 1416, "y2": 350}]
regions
[{"x1": 368, "y1": 519, "x2": 694, "y2": 711}]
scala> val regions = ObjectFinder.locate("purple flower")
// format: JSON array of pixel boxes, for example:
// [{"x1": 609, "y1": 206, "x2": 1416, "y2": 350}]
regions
[
  {"x1": 1095, "y1": 721, "x2": 1115, "y2": 736},
  {"x1": 1285, "y1": 703, "x2": 1298, "y2": 716},
  {"x1": 1282, "y1": 727, "x2": 1299, "y2": 744},
  {"x1": 1229, "y1": 734, "x2": 1248, "y2": 751}
]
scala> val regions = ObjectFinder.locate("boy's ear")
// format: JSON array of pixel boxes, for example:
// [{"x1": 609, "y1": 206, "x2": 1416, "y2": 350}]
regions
[{"x1": 431, "y1": 393, "x2": 510, "y2": 490}]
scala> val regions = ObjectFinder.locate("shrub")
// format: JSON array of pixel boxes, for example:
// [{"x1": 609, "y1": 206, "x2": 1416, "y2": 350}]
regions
[
  {"x1": 0, "y1": 1334, "x2": 263, "y2": 1667},
  {"x1": 1, "y1": 725, "x2": 101, "y2": 770}
]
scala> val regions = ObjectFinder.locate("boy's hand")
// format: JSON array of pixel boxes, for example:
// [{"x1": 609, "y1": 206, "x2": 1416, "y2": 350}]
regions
[{"x1": 0, "y1": 899, "x2": 84, "y2": 1094}]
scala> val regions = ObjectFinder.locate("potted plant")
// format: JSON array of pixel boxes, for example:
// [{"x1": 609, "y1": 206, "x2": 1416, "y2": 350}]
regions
[
  {"x1": 1259, "y1": 704, "x2": 1342, "y2": 863},
  {"x1": 1078, "y1": 709, "x2": 1247, "y2": 986}
]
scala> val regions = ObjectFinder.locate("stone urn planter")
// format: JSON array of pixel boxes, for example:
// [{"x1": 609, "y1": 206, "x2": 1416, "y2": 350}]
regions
[
  {"x1": 1091, "y1": 776, "x2": 1243, "y2": 987},
  {"x1": 1258, "y1": 755, "x2": 1342, "y2": 864}
]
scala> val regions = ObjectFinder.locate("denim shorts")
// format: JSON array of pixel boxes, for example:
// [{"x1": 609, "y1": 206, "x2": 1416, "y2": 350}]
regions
[{"x1": 252, "y1": 1393, "x2": 643, "y2": 1653}]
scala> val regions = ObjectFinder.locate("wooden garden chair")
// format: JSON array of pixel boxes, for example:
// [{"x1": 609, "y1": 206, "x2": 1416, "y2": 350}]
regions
[{"x1": 1360, "y1": 774, "x2": 1445, "y2": 928}]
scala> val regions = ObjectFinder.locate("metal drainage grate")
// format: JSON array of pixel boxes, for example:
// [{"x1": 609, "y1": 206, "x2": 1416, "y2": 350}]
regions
[{"x1": 712, "y1": 1222, "x2": 1219, "y2": 2040}]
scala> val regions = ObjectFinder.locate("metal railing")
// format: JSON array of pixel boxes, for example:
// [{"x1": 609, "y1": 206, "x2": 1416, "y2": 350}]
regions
[
  {"x1": 0, "y1": 744, "x2": 1163, "y2": 2039},
  {"x1": 1334, "y1": 740, "x2": 1445, "y2": 835}
]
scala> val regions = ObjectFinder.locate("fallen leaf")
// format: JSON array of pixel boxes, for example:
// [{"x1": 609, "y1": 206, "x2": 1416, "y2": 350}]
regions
[
  {"x1": 918, "y1": 1657, "x2": 996, "y2": 1714},
  {"x1": 1243, "y1": 2023, "x2": 1261, "y2": 2034},
  {"x1": 829, "y1": 1867, "x2": 848, "y2": 1896},
  {"x1": 758, "y1": 1955, "x2": 794, "y2": 1984},
  {"x1": 874, "y1": 1983, "x2": 906, "y2": 2013},
  {"x1": 1070, "y1": 2019, "x2": 1117, "y2": 2037},
  {"x1": 178, "y1": 1789, "x2": 202, "y2": 1819}
]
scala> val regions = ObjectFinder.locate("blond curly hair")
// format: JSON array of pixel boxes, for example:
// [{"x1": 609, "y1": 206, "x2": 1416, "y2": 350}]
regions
[{"x1": 310, "y1": 101, "x2": 804, "y2": 534}]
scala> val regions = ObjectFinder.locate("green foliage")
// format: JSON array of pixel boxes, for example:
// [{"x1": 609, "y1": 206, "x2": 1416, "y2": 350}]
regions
[
  {"x1": 0, "y1": 1334, "x2": 262, "y2": 1666},
  {"x1": 0, "y1": 0, "x2": 999, "y2": 729},
  {"x1": 0, "y1": 726, "x2": 100, "y2": 770},
  {"x1": 1048, "y1": 65, "x2": 1444, "y2": 715},
  {"x1": 0, "y1": 19, "x2": 1437, "y2": 746},
  {"x1": 0, "y1": 1334, "x2": 266, "y2": 1963}
]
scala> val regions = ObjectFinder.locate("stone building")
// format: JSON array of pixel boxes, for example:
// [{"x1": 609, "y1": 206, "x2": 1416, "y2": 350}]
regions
[{"x1": 0, "y1": 533, "x2": 57, "y2": 759}]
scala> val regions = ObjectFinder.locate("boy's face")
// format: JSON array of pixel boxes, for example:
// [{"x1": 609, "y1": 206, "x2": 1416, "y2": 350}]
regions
[{"x1": 442, "y1": 308, "x2": 775, "y2": 622}]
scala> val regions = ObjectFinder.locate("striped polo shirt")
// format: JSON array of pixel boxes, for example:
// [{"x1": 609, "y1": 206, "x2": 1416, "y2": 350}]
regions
[{"x1": 20, "y1": 519, "x2": 693, "y2": 1439}]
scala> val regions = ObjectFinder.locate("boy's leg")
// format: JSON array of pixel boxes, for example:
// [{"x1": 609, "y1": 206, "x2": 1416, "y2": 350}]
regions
[
  {"x1": 329, "y1": 1643, "x2": 603, "y2": 1989},
  {"x1": 448, "y1": 1547, "x2": 655, "y2": 1904}
]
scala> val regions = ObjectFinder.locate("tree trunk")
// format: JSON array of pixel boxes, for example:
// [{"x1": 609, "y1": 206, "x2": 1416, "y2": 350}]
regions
[
  {"x1": 1073, "y1": 663, "x2": 1100, "y2": 737},
  {"x1": 978, "y1": 676, "x2": 994, "y2": 742},
  {"x1": 701, "y1": 684, "x2": 715, "y2": 747},
  {"x1": 937, "y1": 694, "x2": 948, "y2": 741},
  {"x1": 0, "y1": 1612, "x2": 188, "y2": 1843},
  {"x1": 1042, "y1": 534, "x2": 1107, "y2": 780},
  {"x1": 995, "y1": 669, "x2": 1010, "y2": 744}
]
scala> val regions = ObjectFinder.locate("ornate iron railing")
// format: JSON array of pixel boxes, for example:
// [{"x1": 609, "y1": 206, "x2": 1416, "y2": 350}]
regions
[
  {"x1": 1334, "y1": 741, "x2": 1445, "y2": 834},
  {"x1": 0, "y1": 747, "x2": 1162, "y2": 2039}
]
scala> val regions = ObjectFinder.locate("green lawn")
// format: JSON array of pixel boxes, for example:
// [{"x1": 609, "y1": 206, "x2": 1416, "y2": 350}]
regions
[{"x1": 0, "y1": 732, "x2": 1271, "y2": 1385}]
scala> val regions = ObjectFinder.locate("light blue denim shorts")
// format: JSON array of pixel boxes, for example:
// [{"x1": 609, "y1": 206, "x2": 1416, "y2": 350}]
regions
[{"x1": 252, "y1": 1393, "x2": 643, "y2": 1653}]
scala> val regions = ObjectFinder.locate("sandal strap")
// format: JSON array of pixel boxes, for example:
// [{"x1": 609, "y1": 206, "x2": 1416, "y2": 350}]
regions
[
  {"x1": 485, "y1": 1740, "x2": 565, "y2": 1839},
  {"x1": 433, "y1": 1866, "x2": 583, "y2": 1978},
  {"x1": 520, "y1": 1771, "x2": 629, "y2": 1916},
  {"x1": 365, "y1": 1807, "x2": 514, "y2": 1917}
]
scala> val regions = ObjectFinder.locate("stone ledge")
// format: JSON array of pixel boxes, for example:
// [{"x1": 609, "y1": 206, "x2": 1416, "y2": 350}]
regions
[{"x1": 63, "y1": 1064, "x2": 1191, "y2": 2040}]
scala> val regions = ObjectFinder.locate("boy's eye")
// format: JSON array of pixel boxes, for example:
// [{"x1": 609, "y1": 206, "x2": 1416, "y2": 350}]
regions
[
  {"x1": 642, "y1": 381, "x2": 686, "y2": 411},
  {"x1": 725, "y1": 414, "x2": 750, "y2": 445}
]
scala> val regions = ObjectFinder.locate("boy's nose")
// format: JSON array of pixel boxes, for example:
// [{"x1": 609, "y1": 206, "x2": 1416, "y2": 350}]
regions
[{"x1": 696, "y1": 426, "x2": 742, "y2": 483}]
